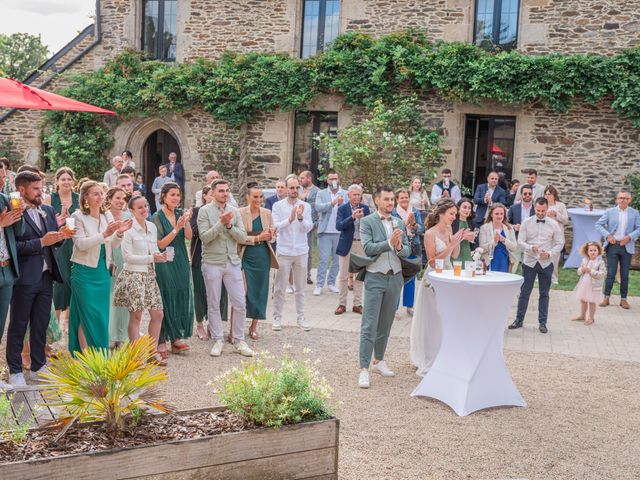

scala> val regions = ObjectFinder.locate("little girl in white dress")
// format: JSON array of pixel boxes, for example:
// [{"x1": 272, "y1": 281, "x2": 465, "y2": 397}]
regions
[{"x1": 572, "y1": 241, "x2": 606, "y2": 325}]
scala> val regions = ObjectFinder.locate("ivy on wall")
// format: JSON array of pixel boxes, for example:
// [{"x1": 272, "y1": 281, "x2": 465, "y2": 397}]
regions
[{"x1": 43, "y1": 30, "x2": 640, "y2": 180}]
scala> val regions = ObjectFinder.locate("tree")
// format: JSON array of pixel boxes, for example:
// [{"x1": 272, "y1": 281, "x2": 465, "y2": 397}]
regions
[
  {"x1": 317, "y1": 96, "x2": 444, "y2": 191},
  {"x1": 0, "y1": 33, "x2": 49, "y2": 80}
]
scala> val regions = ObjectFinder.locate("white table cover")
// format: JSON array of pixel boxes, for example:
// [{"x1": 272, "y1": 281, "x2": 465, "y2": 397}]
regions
[
  {"x1": 565, "y1": 208, "x2": 605, "y2": 268},
  {"x1": 411, "y1": 271, "x2": 526, "y2": 416}
]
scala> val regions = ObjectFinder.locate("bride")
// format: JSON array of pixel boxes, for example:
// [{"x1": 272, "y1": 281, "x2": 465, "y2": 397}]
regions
[{"x1": 410, "y1": 199, "x2": 466, "y2": 377}]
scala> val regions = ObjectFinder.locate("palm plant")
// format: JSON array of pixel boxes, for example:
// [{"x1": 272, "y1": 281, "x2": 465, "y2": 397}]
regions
[{"x1": 39, "y1": 336, "x2": 173, "y2": 439}]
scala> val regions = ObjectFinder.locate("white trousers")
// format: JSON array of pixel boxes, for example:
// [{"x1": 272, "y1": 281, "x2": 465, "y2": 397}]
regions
[
  {"x1": 273, "y1": 253, "x2": 308, "y2": 321},
  {"x1": 202, "y1": 261, "x2": 246, "y2": 342}
]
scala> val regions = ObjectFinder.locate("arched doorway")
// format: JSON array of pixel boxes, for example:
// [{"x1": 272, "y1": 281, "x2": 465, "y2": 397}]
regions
[{"x1": 143, "y1": 129, "x2": 181, "y2": 212}]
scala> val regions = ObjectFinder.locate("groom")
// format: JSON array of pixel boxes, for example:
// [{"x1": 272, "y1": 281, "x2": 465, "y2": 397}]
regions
[{"x1": 357, "y1": 186, "x2": 410, "y2": 388}]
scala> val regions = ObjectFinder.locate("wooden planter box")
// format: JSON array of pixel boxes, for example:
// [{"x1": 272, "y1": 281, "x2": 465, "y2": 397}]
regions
[{"x1": 1, "y1": 407, "x2": 339, "y2": 480}]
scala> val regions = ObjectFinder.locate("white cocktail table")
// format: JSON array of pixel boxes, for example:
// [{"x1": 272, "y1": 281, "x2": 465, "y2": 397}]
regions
[
  {"x1": 565, "y1": 208, "x2": 605, "y2": 268},
  {"x1": 411, "y1": 271, "x2": 526, "y2": 416}
]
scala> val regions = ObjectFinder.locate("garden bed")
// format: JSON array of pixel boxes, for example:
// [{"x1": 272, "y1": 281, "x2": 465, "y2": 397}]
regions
[{"x1": 0, "y1": 407, "x2": 339, "y2": 479}]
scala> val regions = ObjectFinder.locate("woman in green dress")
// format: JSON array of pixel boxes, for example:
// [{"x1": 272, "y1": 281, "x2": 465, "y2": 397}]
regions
[
  {"x1": 452, "y1": 198, "x2": 477, "y2": 264},
  {"x1": 152, "y1": 182, "x2": 194, "y2": 357},
  {"x1": 46, "y1": 167, "x2": 80, "y2": 327},
  {"x1": 105, "y1": 187, "x2": 132, "y2": 348},
  {"x1": 238, "y1": 183, "x2": 277, "y2": 339},
  {"x1": 68, "y1": 181, "x2": 132, "y2": 354}
]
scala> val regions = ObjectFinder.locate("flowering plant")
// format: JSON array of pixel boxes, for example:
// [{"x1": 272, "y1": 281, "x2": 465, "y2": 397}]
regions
[
  {"x1": 212, "y1": 347, "x2": 335, "y2": 428},
  {"x1": 472, "y1": 247, "x2": 484, "y2": 262}
]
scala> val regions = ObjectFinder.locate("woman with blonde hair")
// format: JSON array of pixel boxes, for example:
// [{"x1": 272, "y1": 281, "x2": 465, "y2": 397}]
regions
[
  {"x1": 478, "y1": 203, "x2": 518, "y2": 273},
  {"x1": 69, "y1": 181, "x2": 132, "y2": 353}
]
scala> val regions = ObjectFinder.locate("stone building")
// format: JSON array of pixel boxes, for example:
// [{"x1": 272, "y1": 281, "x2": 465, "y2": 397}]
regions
[{"x1": 1, "y1": 0, "x2": 640, "y2": 209}]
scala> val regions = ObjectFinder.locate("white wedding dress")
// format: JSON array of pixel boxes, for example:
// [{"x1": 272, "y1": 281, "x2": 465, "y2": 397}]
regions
[{"x1": 410, "y1": 237, "x2": 451, "y2": 377}]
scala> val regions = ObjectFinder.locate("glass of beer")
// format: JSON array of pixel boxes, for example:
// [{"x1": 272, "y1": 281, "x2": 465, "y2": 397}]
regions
[
  {"x1": 435, "y1": 259, "x2": 444, "y2": 273},
  {"x1": 65, "y1": 217, "x2": 76, "y2": 235},
  {"x1": 9, "y1": 192, "x2": 21, "y2": 209},
  {"x1": 453, "y1": 261, "x2": 462, "y2": 277}
]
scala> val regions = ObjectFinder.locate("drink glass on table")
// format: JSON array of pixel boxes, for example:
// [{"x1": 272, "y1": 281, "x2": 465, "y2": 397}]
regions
[
  {"x1": 465, "y1": 261, "x2": 475, "y2": 278},
  {"x1": 9, "y1": 192, "x2": 21, "y2": 210},
  {"x1": 453, "y1": 261, "x2": 462, "y2": 277},
  {"x1": 165, "y1": 246, "x2": 175, "y2": 262},
  {"x1": 435, "y1": 259, "x2": 444, "y2": 273}
]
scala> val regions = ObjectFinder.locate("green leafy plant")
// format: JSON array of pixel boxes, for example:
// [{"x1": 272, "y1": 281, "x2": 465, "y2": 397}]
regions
[
  {"x1": 625, "y1": 173, "x2": 640, "y2": 211},
  {"x1": 40, "y1": 336, "x2": 173, "y2": 439},
  {"x1": 214, "y1": 347, "x2": 334, "y2": 428},
  {"x1": 317, "y1": 96, "x2": 443, "y2": 190}
]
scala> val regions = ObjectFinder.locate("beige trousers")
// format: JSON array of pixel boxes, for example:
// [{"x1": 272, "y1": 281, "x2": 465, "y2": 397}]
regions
[{"x1": 338, "y1": 240, "x2": 364, "y2": 307}]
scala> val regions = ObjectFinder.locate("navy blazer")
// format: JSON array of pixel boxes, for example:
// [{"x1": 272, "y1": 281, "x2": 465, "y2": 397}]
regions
[
  {"x1": 264, "y1": 194, "x2": 284, "y2": 211},
  {"x1": 14, "y1": 204, "x2": 62, "y2": 285},
  {"x1": 165, "y1": 161, "x2": 184, "y2": 189},
  {"x1": 508, "y1": 202, "x2": 534, "y2": 237},
  {"x1": 473, "y1": 183, "x2": 507, "y2": 227},
  {"x1": 335, "y1": 202, "x2": 370, "y2": 256},
  {"x1": 0, "y1": 193, "x2": 25, "y2": 277}
]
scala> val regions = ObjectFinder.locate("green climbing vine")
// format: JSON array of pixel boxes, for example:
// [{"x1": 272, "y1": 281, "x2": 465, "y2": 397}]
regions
[{"x1": 42, "y1": 30, "x2": 640, "y2": 179}]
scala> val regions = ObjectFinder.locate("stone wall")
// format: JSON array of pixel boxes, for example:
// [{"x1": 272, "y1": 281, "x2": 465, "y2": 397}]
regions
[{"x1": 520, "y1": 0, "x2": 640, "y2": 54}]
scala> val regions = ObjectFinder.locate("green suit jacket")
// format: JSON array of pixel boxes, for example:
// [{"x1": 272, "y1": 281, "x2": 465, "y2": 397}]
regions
[
  {"x1": 350, "y1": 212, "x2": 419, "y2": 283},
  {"x1": 0, "y1": 192, "x2": 25, "y2": 277}
]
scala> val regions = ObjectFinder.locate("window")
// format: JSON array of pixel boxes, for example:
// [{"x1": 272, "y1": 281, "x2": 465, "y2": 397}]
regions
[
  {"x1": 474, "y1": 0, "x2": 520, "y2": 51},
  {"x1": 293, "y1": 111, "x2": 338, "y2": 185},
  {"x1": 462, "y1": 116, "x2": 516, "y2": 192},
  {"x1": 301, "y1": 0, "x2": 340, "y2": 58},
  {"x1": 142, "y1": 0, "x2": 177, "y2": 61}
]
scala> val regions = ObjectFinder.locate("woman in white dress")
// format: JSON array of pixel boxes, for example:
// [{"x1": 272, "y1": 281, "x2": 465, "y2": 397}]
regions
[{"x1": 410, "y1": 199, "x2": 465, "y2": 377}]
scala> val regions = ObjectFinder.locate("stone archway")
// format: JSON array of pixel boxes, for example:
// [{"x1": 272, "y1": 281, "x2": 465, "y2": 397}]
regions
[{"x1": 111, "y1": 115, "x2": 196, "y2": 204}]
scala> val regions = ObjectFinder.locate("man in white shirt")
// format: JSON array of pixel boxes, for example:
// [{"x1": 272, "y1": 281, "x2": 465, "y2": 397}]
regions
[
  {"x1": 271, "y1": 176, "x2": 314, "y2": 331},
  {"x1": 509, "y1": 197, "x2": 564, "y2": 333},
  {"x1": 103, "y1": 156, "x2": 124, "y2": 187},
  {"x1": 314, "y1": 172, "x2": 347, "y2": 295},
  {"x1": 514, "y1": 168, "x2": 546, "y2": 203},
  {"x1": 430, "y1": 168, "x2": 462, "y2": 205}
]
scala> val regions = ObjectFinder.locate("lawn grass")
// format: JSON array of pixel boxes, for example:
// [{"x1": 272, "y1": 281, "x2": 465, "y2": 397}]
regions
[{"x1": 554, "y1": 264, "x2": 640, "y2": 296}]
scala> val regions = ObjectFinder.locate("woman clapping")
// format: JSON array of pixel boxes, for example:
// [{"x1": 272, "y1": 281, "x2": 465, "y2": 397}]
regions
[{"x1": 113, "y1": 196, "x2": 167, "y2": 365}]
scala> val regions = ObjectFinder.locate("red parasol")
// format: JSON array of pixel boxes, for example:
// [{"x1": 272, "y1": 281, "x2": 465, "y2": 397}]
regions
[
  {"x1": 0, "y1": 77, "x2": 115, "y2": 114},
  {"x1": 491, "y1": 143, "x2": 506, "y2": 156}
]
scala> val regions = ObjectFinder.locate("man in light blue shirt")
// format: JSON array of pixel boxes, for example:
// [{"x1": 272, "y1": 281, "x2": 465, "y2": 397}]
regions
[{"x1": 314, "y1": 171, "x2": 347, "y2": 295}]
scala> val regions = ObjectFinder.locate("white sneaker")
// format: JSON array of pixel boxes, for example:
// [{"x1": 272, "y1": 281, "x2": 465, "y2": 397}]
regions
[
  {"x1": 313, "y1": 287, "x2": 322, "y2": 296},
  {"x1": 328, "y1": 284, "x2": 339, "y2": 293},
  {"x1": 373, "y1": 360, "x2": 396, "y2": 377},
  {"x1": 235, "y1": 341, "x2": 254, "y2": 357},
  {"x1": 272, "y1": 317, "x2": 282, "y2": 331},
  {"x1": 286, "y1": 286, "x2": 294, "y2": 294},
  {"x1": 358, "y1": 369, "x2": 370, "y2": 388},
  {"x1": 0, "y1": 380, "x2": 14, "y2": 392},
  {"x1": 297, "y1": 317, "x2": 311, "y2": 331},
  {"x1": 9, "y1": 372, "x2": 26, "y2": 387},
  {"x1": 210, "y1": 340, "x2": 224, "y2": 357},
  {"x1": 30, "y1": 365, "x2": 51, "y2": 383}
]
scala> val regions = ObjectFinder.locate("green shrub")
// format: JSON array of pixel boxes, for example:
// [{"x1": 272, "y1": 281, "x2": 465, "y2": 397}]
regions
[{"x1": 214, "y1": 347, "x2": 334, "y2": 428}]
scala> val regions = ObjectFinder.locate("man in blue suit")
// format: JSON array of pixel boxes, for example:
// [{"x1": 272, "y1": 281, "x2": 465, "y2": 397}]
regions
[
  {"x1": 596, "y1": 190, "x2": 640, "y2": 309},
  {"x1": 165, "y1": 152, "x2": 184, "y2": 192},
  {"x1": 508, "y1": 184, "x2": 535, "y2": 238},
  {"x1": 473, "y1": 171, "x2": 507, "y2": 228},
  {"x1": 7, "y1": 171, "x2": 66, "y2": 386},
  {"x1": 0, "y1": 188, "x2": 24, "y2": 391},
  {"x1": 314, "y1": 171, "x2": 347, "y2": 295},
  {"x1": 264, "y1": 180, "x2": 287, "y2": 211},
  {"x1": 334, "y1": 184, "x2": 370, "y2": 315}
]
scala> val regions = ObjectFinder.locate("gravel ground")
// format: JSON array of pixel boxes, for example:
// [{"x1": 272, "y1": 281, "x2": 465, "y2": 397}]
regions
[
  {"x1": 3, "y1": 322, "x2": 639, "y2": 479},
  {"x1": 155, "y1": 325, "x2": 640, "y2": 480}
]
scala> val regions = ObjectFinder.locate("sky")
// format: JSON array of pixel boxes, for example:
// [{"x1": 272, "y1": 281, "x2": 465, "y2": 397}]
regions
[{"x1": 0, "y1": 0, "x2": 95, "y2": 54}]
